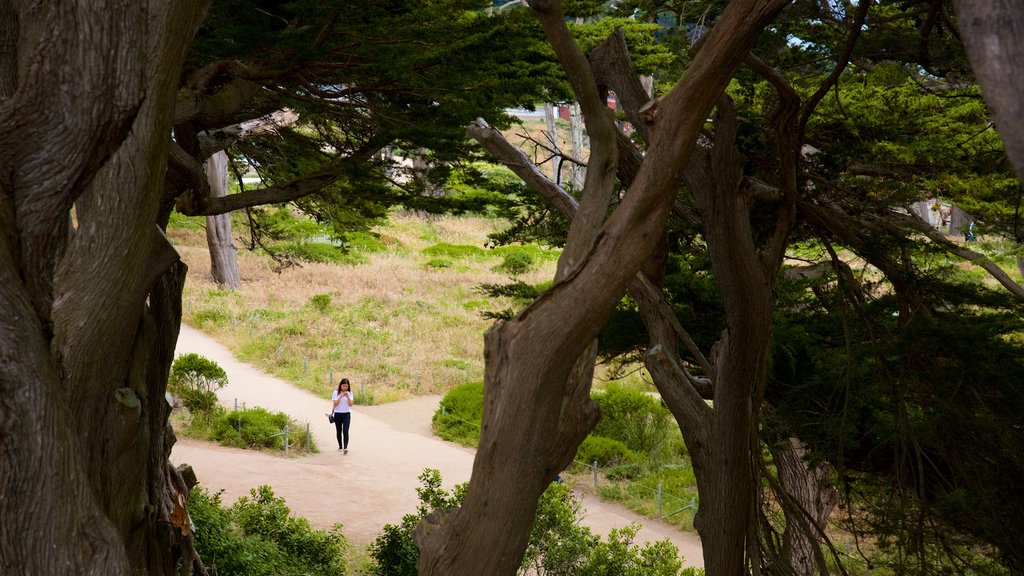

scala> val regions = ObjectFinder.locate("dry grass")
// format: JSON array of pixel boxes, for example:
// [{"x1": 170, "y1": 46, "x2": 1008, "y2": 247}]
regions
[{"x1": 169, "y1": 212, "x2": 557, "y2": 403}]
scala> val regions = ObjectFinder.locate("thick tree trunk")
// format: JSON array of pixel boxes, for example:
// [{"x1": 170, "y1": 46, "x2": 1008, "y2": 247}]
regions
[
  {"x1": 418, "y1": 1, "x2": 788, "y2": 574},
  {"x1": 954, "y1": 0, "x2": 1024, "y2": 183},
  {"x1": 0, "y1": 2, "x2": 209, "y2": 574},
  {"x1": 205, "y1": 151, "x2": 240, "y2": 288}
]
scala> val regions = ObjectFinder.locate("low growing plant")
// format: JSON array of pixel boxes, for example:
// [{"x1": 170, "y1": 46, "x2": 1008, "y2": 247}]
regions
[
  {"x1": 190, "y1": 485, "x2": 347, "y2": 576},
  {"x1": 368, "y1": 469, "x2": 697, "y2": 576},
  {"x1": 574, "y1": 435, "x2": 641, "y2": 476},
  {"x1": 432, "y1": 381, "x2": 483, "y2": 446},
  {"x1": 211, "y1": 406, "x2": 317, "y2": 454}
]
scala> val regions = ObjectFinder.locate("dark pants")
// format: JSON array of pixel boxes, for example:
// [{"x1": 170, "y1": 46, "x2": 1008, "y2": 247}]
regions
[{"x1": 334, "y1": 412, "x2": 351, "y2": 449}]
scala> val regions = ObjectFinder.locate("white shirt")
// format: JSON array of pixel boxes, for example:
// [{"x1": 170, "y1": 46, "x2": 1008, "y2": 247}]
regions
[{"x1": 332, "y1": 390, "x2": 353, "y2": 414}]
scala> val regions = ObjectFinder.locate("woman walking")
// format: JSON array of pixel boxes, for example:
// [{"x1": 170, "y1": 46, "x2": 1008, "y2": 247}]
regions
[{"x1": 332, "y1": 378, "x2": 354, "y2": 453}]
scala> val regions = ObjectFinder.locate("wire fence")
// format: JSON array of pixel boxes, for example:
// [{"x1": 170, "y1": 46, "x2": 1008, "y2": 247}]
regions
[{"x1": 231, "y1": 398, "x2": 313, "y2": 454}]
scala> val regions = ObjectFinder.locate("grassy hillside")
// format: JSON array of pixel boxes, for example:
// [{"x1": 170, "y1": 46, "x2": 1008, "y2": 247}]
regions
[{"x1": 168, "y1": 212, "x2": 559, "y2": 403}]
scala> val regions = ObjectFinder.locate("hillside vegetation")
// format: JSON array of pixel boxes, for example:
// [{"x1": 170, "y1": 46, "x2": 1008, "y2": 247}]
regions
[{"x1": 168, "y1": 212, "x2": 559, "y2": 403}]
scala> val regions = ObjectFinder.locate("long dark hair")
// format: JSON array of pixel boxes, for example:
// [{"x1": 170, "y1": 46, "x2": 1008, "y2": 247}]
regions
[{"x1": 336, "y1": 377, "x2": 350, "y2": 394}]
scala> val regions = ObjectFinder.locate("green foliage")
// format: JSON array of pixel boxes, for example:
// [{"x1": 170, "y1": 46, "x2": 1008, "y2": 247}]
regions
[
  {"x1": 167, "y1": 209, "x2": 205, "y2": 230},
  {"x1": 276, "y1": 240, "x2": 363, "y2": 265},
  {"x1": 309, "y1": 293, "x2": 332, "y2": 313},
  {"x1": 442, "y1": 162, "x2": 529, "y2": 219},
  {"x1": 421, "y1": 242, "x2": 487, "y2": 261},
  {"x1": 191, "y1": 305, "x2": 231, "y2": 329},
  {"x1": 597, "y1": 466, "x2": 700, "y2": 533},
  {"x1": 425, "y1": 258, "x2": 453, "y2": 270},
  {"x1": 345, "y1": 231, "x2": 388, "y2": 253},
  {"x1": 211, "y1": 407, "x2": 316, "y2": 453},
  {"x1": 574, "y1": 435, "x2": 641, "y2": 475},
  {"x1": 492, "y1": 248, "x2": 536, "y2": 277},
  {"x1": 190, "y1": 486, "x2": 347, "y2": 576},
  {"x1": 767, "y1": 274, "x2": 1024, "y2": 572},
  {"x1": 591, "y1": 385, "x2": 674, "y2": 462},
  {"x1": 432, "y1": 381, "x2": 483, "y2": 447},
  {"x1": 368, "y1": 469, "x2": 464, "y2": 576},
  {"x1": 369, "y1": 470, "x2": 692, "y2": 576},
  {"x1": 179, "y1": 389, "x2": 220, "y2": 415},
  {"x1": 170, "y1": 353, "x2": 228, "y2": 415},
  {"x1": 476, "y1": 278, "x2": 549, "y2": 320}
]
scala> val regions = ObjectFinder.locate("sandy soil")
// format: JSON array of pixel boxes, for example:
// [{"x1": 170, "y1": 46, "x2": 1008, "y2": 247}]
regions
[{"x1": 170, "y1": 324, "x2": 704, "y2": 567}]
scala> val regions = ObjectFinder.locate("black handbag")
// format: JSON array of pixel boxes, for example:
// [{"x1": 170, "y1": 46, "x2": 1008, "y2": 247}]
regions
[{"x1": 327, "y1": 412, "x2": 335, "y2": 424}]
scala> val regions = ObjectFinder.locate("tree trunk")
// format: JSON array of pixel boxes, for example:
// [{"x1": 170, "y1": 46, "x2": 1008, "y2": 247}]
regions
[
  {"x1": 544, "y1": 102, "x2": 558, "y2": 179},
  {"x1": 205, "y1": 151, "x2": 240, "y2": 288},
  {"x1": 772, "y1": 438, "x2": 838, "y2": 576},
  {"x1": 0, "y1": 2, "x2": 209, "y2": 574},
  {"x1": 568, "y1": 102, "x2": 586, "y2": 191},
  {"x1": 418, "y1": 1, "x2": 789, "y2": 574},
  {"x1": 954, "y1": 0, "x2": 1024, "y2": 183}
]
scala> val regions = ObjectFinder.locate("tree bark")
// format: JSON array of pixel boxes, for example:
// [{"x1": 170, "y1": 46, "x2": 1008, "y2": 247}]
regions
[
  {"x1": 0, "y1": 2, "x2": 209, "y2": 574},
  {"x1": 772, "y1": 438, "x2": 838, "y2": 576},
  {"x1": 418, "y1": 1, "x2": 789, "y2": 575},
  {"x1": 205, "y1": 151, "x2": 241, "y2": 288},
  {"x1": 568, "y1": 102, "x2": 586, "y2": 191},
  {"x1": 544, "y1": 102, "x2": 558, "y2": 179},
  {"x1": 953, "y1": 0, "x2": 1024, "y2": 183}
]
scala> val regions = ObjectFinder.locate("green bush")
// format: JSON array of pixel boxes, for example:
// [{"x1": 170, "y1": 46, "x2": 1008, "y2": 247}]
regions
[
  {"x1": 309, "y1": 293, "x2": 332, "y2": 313},
  {"x1": 169, "y1": 353, "x2": 228, "y2": 416},
  {"x1": 432, "y1": 381, "x2": 483, "y2": 447},
  {"x1": 493, "y1": 249, "x2": 535, "y2": 277},
  {"x1": 369, "y1": 469, "x2": 464, "y2": 576},
  {"x1": 425, "y1": 258, "x2": 453, "y2": 270},
  {"x1": 575, "y1": 435, "x2": 642, "y2": 476},
  {"x1": 211, "y1": 406, "x2": 316, "y2": 453},
  {"x1": 592, "y1": 385, "x2": 674, "y2": 462},
  {"x1": 421, "y1": 242, "x2": 486, "y2": 260},
  {"x1": 276, "y1": 240, "x2": 360, "y2": 265},
  {"x1": 179, "y1": 388, "x2": 220, "y2": 414},
  {"x1": 190, "y1": 485, "x2": 347, "y2": 576},
  {"x1": 345, "y1": 231, "x2": 388, "y2": 253},
  {"x1": 171, "y1": 353, "x2": 228, "y2": 393},
  {"x1": 368, "y1": 469, "x2": 693, "y2": 576}
]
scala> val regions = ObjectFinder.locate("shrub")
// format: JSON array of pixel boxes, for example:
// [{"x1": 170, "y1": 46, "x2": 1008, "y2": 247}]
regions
[
  {"x1": 212, "y1": 407, "x2": 303, "y2": 452},
  {"x1": 179, "y1": 388, "x2": 220, "y2": 414},
  {"x1": 276, "y1": 240, "x2": 360, "y2": 265},
  {"x1": 421, "y1": 242, "x2": 486, "y2": 260},
  {"x1": 493, "y1": 249, "x2": 535, "y2": 277},
  {"x1": 345, "y1": 231, "x2": 388, "y2": 253},
  {"x1": 169, "y1": 353, "x2": 228, "y2": 416},
  {"x1": 575, "y1": 435, "x2": 642, "y2": 476},
  {"x1": 591, "y1": 385, "x2": 673, "y2": 461},
  {"x1": 190, "y1": 485, "x2": 347, "y2": 576},
  {"x1": 369, "y1": 469, "x2": 464, "y2": 576},
  {"x1": 432, "y1": 381, "x2": 483, "y2": 447},
  {"x1": 368, "y1": 469, "x2": 690, "y2": 576},
  {"x1": 309, "y1": 293, "x2": 332, "y2": 313}
]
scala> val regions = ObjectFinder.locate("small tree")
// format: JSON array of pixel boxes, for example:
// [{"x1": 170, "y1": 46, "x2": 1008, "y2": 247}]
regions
[{"x1": 169, "y1": 353, "x2": 229, "y2": 414}]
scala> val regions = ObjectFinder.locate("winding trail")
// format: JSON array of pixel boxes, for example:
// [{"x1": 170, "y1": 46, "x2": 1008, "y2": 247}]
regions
[{"x1": 169, "y1": 324, "x2": 703, "y2": 568}]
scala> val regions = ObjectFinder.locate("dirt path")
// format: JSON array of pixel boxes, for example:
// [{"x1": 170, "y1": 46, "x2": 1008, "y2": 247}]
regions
[{"x1": 170, "y1": 325, "x2": 704, "y2": 568}]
